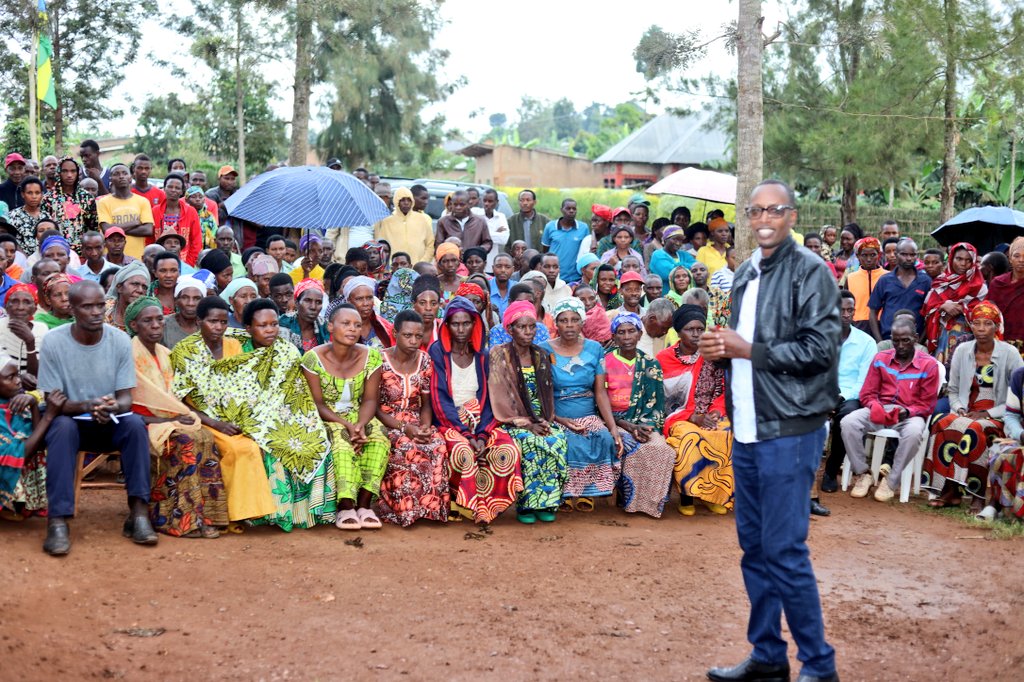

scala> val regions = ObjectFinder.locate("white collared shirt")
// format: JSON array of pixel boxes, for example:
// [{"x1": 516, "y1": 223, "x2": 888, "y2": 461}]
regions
[{"x1": 730, "y1": 249, "x2": 762, "y2": 443}]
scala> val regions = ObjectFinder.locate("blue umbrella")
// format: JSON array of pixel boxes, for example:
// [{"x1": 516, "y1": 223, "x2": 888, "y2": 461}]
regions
[
  {"x1": 931, "y1": 206, "x2": 1024, "y2": 254},
  {"x1": 223, "y1": 165, "x2": 391, "y2": 230}
]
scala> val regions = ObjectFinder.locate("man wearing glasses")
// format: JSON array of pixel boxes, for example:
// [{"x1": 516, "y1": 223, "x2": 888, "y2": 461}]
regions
[{"x1": 701, "y1": 180, "x2": 841, "y2": 682}]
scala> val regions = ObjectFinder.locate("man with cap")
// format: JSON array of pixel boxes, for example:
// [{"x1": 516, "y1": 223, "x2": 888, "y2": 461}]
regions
[
  {"x1": 155, "y1": 232, "x2": 196, "y2": 275},
  {"x1": 606, "y1": 271, "x2": 646, "y2": 323},
  {"x1": 325, "y1": 158, "x2": 343, "y2": 171},
  {"x1": 507, "y1": 189, "x2": 549, "y2": 252},
  {"x1": 0, "y1": 153, "x2": 28, "y2": 210},
  {"x1": 102, "y1": 226, "x2": 136, "y2": 266},
  {"x1": 205, "y1": 165, "x2": 239, "y2": 226},
  {"x1": 374, "y1": 186, "x2": 433, "y2": 265}
]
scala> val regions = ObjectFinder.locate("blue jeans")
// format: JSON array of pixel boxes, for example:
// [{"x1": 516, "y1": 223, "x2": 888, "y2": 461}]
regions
[{"x1": 733, "y1": 427, "x2": 836, "y2": 677}]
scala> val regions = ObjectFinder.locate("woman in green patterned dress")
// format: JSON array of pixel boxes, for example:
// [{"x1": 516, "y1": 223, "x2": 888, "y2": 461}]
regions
[
  {"x1": 171, "y1": 298, "x2": 334, "y2": 531},
  {"x1": 301, "y1": 300, "x2": 391, "y2": 530}
]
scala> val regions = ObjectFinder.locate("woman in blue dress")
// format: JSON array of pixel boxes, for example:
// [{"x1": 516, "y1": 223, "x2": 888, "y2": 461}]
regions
[{"x1": 539, "y1": 297, "x2": 622, "y2": 511}]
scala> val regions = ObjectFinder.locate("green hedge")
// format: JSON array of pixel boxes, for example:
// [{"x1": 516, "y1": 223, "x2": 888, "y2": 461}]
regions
[{"x1": 794, "y1": 203, "x2": 942, "y2": 248}]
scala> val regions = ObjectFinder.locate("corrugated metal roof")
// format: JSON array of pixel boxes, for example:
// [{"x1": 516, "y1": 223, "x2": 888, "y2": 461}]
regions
[{"x1": 593, "y1": 111, "x2": 730, "y2": 165}]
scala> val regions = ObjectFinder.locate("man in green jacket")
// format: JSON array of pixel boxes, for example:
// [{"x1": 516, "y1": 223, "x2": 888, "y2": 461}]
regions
[{"x1": 506, "y1": 189, "x2": 549, "y2": 252}]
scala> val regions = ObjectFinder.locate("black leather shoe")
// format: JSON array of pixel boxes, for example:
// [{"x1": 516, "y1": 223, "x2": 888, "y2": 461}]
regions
[
  {"x1": 810, "y1": 499, "x2": 831, "y2": 517},
  {"x1": 43, "y1": 518, "x2": 71, "y2": 556},
  {"x1": 796, "y1": 673, "x2": 839, "y2": 682},
  {"x1": 819, "y1": 476, "x2": 838, "y2": 493},
  {"x1": 123, "y1": 514, "x2": 158, "y2": 545},
  {"x1": 707, "y1": 657, "x2": 790, "y2": 681}
]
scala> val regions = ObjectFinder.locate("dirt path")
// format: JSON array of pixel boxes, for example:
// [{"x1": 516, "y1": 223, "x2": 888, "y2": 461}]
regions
[{"x1": 2, "y1": 491, "x2": 1022, "y2": 681}]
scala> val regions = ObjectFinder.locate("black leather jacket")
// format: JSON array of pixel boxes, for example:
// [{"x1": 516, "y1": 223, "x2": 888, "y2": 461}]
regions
[{"x1": 725, "y1": 237, "x2": 841, "y2": 440}]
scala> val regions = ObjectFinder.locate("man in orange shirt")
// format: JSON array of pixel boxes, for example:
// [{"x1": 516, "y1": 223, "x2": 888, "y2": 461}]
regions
[{"x1": 845, "y1": 237, "x2": 886, "y2": 333}]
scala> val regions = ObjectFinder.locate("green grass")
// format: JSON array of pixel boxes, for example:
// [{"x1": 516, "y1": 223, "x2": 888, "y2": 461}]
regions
[{"x1": 917, "y1": 501, "x2": 1024, "y2": 540}]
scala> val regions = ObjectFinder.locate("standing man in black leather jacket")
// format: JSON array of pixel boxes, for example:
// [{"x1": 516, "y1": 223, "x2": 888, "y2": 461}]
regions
[{"x1": 701, "y1": 179, "x2": 841, "y2": 682}]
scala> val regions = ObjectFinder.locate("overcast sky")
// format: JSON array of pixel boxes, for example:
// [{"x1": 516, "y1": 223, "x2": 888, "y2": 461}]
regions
[{"x1": 114, "y1": 0, "x2": 790, "y2": 141}]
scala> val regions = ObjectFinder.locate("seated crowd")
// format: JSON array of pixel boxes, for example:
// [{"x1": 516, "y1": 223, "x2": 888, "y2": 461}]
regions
[{"x1": 1, "y1": 149, "x2": 1024, "y2": 559}]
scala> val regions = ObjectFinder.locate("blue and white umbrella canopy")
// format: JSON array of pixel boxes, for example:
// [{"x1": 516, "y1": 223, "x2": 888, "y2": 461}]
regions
[{"x1": 223, "y1": 165, "x2": 391, "y2": 230}]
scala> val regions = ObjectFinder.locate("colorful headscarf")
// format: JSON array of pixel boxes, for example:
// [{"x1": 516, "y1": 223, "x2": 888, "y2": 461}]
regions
[
  {"x1": 185, "y1": 186, "x2": 203, "y2": 198},
  {"x1": 502, "y1": 299, "x2": 537, "y2": 329},
  {"x1": 42, "y1": 273, "x2": 72, "y2": 299},
  {"x1": 551, "y1": 297, "x2": 585, "y2": 322},
  {"x1": 610, "y1": 310, "x2": 643, "y2": 334},
  {"x1": 298, "y1": 232, "x2": 323, "y2": 252},
  {"x1": 5, "y1": 282, "x2": 37, "y2": 305},
  {"x1": 124, "y1": 295, "x2": 162, "y2": 337},
  {"x1": 967, "y1": 300, "x2": 1004, "y2": 339},
  {"x1": 191, "y1": 268, "x2": 216, "y2": 291},
  {"x1": 379, "y1": 268, "x2": 418, "y2": 323},
  {"x1": 921, "y1": 241, "x2": 988, "y2": 352},
  {"x1": 174, "y1": 276, "x2": 206, "y2": 297},
  {"x1": 219, "y1": 277, "x2": 257, "y2": 303},
  {"x1": 362, "y1": 240, "x2": 388, "y2": 277},
  {"x1": 250, "y1": 253, "x2": 279, "y2": 276},
  {"x1": 295, "y1": 277, "x2": 325, "y2": 302},
  {"x1": 456, "y1": 281, "x2": 485, "y2": 301},
  {"x1": 39, "y1": 235, "x2": 71, "y2": 255},
  {"x1": 342, "y1": 275, "x2": 376, "y2": 302},
  {"x1": 854, "y1": 236, "x2": 881, "y2": 255},
  {"x1": 435, "y1": 242, "x2": 460, "y2": 263},
  {"x1": 439, "y1": 295, "x2": 484, "y2": 353},
  {"x1": 106, "y1": 261, "x2": 151, "y2": 300},
  {"x1": 661, "y1": 225, "x2": 684, "y2": 242},
  {"x1": 591, "y1": 204, "x2": 613, "y2": 222}
]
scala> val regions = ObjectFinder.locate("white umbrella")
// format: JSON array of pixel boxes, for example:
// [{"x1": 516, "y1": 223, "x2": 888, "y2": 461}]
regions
[{"x1": 646, "y1": 167, "x2": 737, "y2": 204}]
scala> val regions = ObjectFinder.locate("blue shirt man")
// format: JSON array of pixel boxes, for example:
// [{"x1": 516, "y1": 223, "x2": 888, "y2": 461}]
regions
[
  {"x1": 541, "y1": 198, "x2": 589, "y2": 283},
  {"x1": 867, "y1": 239, "x2": 931, "y2": 340}
]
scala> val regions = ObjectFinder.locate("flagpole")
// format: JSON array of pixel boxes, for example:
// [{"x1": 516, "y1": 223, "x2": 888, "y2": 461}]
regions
[{"x1": 28, "y1": 17, "x2": 39, "y2": 160}]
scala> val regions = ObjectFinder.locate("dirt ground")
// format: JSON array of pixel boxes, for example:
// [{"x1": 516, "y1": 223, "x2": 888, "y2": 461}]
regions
[{"x1": 2, "y1": 490, "x2": 1022, "y2": 682}]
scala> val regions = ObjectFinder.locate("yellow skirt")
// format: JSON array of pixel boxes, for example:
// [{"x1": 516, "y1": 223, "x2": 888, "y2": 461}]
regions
[
  {"x1": 666, "y1": 419, "x2": 735, "y2": 509},
  {"x1": 207, "y1": 428, "x2": 278, "y2": 521}
]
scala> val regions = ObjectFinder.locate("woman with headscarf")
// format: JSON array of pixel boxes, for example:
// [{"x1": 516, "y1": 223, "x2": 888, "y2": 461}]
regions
[
  {"x1": 456, "y1": 280, "x2": 499, "y2": 333},
  {"x1": 435, "y1": 242, "x2": 463, "y2": 305},
  {"x1": 489, "y1": 300, "x2": 567, "y2": 524},
  {"x1": 374, "y1": 309, "x2": 450, "y2": 527},
  {"x1": 0, "y1": 353, "x2": 61, "y2": 520},
  {"x1": 429, "y1": 296, "x2": 522, "y2": 524},
  {"x1": 104, "y1": 260, "x2": 151, "y2": 331},
  {"x1": 184, "y1": 185, "x2": 218, "y2": 250},
  {"x1": 921, "y1": 241, "x2": 988, "y2": 368},
  {"x1": 591, "y1": 264, "x2": 621, "y2": 311},
  {"x1": 280, "y1": 279, "x2": 329, "y2": 352},
  {"x1": 168, "y1": 296, "x2": 276, "y2": 530},
  {"x1": 576, "y1": 252, "x2": 600, "y2": 290},
  {"x1": 343, "y1": 275, "x2": 394, "y2": 349},
  {"x1": 361, "y1": 240, "x2": 389, "y2": 280},
  {"x1": 41, "y1": 155, "x2": 98, "y2": 253},
  {"x1": 161, "y1": 276, "x2": 205, "y2": 350},
  {"x1": 380, "y1": 268, "x2": 418, "y2": 323},
  {"x1": 290, "y1": 232, "x2": 325, "y2": 286},
  {"x1": 34, "y1": 273, "x2": 74, "y2": 329},
  {"x1": 461, "y1": 246, "x2": 488, "y2": 277},
  {"x1": 604, "y1": 311, "x2": 675, "y2": 517},
  {"x1": 657, "y1": 304, "x2": 733, "y2": 516},
  {"x1": 38, "y1": 234, "x2": 82, "y2": 281},
  {"x1": 987, "y1": 237, "x2": 1024, "y2": 357},
  {"x1": 923, "y1": 301, "x2": 1023, "y2": 511},
  {"x1": 301, "y1": 300, "x2": 391, "y2": 530},
  {"x1": 845, "y1": 236, "x2": 885, "y2": 332},
  {"x1": 538, "y1": 297, "x2": 622, "y2": 512},
  {"x1": 650, "y1": 225, "x2": 695, "y2": 294},
  {"x1": 979, "y1": 366, "x2": 1024, "y2": 521},
  {"x1": 199, "y1": 249, "x2": 234, "y2": 294},
  {"x1": 219, "y1": 278, "x2": 258, "y2": 329},
  {"x1": 665, "y1": 265, "x2": 693, "y2": 307},
  {"x1": 173, "y1": 298, "x2": 334, "y2": 532},
  {"x1": 125, "y1": 295, "x2": 229, "y2": 537}
]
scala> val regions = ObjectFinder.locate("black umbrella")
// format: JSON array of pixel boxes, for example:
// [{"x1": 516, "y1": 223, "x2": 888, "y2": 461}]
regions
[{"x1": 931, "y1": 206, "x2": 1024, "y2": 255}]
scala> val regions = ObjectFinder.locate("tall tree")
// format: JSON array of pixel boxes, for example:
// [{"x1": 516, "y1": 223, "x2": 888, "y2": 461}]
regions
[
  {"x1": 305, "y1": 0, "x2": 454, "y2": 168},
  {"x1": 0, "y1": 0, "x2": 152, "y2": 154},
  {"x1": 735, "y1": 0, "x2": 767, "y2": 258}
]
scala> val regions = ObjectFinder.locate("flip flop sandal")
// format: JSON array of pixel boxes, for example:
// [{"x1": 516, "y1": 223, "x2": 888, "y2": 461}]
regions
[
  {"x1": 573, "y1": 497, "x2": 595, "y2": 513},
  {"x1": 200, "y1": 524, "x2": 221, "y2": 539},
  {"x1": 447, "y1": 511, "x2": 464, "y2": 522},
  {"x1": 226, "y1": 521, "x2": 246, "y2": 534},
  {"x1": 356, "y1": 508, "x2": 382, "y2": 529},
  {"x1": 335, "y1": 509, "x2": 361, "y2": 530},
  {"x1": 559, "y1": 500, "x2": 575, "y2": 513}
]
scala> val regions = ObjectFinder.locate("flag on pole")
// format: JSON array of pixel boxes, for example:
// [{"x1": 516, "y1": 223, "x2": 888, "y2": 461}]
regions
[{"x1": 36, "y1": 0, "x2": 56, "y2": 109}]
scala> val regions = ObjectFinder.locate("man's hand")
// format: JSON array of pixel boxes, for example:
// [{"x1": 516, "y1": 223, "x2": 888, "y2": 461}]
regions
[
  {"x1": 176, "y1": 413, "x2": 197, "y2": 426},
  {"x1": 698, "y1": 328, "x2": 751, "y2": 362},
  {"x1": 46, "y1": 389, "x2": 67, "y2": 415}
]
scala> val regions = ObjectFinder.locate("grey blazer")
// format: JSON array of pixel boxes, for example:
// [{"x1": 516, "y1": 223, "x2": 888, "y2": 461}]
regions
[{"x1": 947, "y1": 340, "x2": 1024, "y2": 418}]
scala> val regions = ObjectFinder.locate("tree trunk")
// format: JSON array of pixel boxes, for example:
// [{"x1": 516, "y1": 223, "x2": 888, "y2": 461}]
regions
[
  {"x1": 1010, "y1": 130, "x2": 1017, "y2": 208},
  {"x1": 288, "y1": 0, "x2": 313, "y2": 167},
  {"x1": 735, "y1": 0, "x2": 764, "y2": 261},
  {"x1": 234, "y1": 7, "x2": 247, "y2": 184},
  {"x1": 939, "y1": 0, "x2": 959, "y2": 222},
  {"x1": 841, "y1": 174, "x2": 857, "y2": 225},
  {"x1": 52, "y1": 7, "x2": 63, "y2": 156}
]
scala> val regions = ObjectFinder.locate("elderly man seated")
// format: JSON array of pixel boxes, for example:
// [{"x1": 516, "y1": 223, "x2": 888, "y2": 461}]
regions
[
  {"x1": 38, "y1": 280, "x2": 156, "y2": 556},
  {"x1": 840, "y1": 317, "x2": 940, "y2": 502}
]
